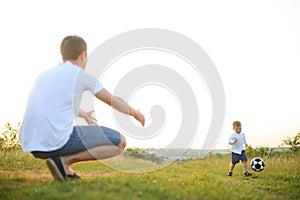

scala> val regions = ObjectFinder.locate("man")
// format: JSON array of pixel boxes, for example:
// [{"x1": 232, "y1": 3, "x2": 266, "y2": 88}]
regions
[{"x1": 20, "y1": 35, "x2": 145, "y2": 181}]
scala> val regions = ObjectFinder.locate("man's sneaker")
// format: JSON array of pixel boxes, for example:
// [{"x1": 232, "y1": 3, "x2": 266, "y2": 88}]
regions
[
  {"x1": 46, "y1": 157, "x2": 66, "y2": 181},
  {"x1": 66, "y1": 173, "x2": 81, "y2": 179},
  {"x1": 244, "y1": 172, "x2": 252, "y2": 177},
  {"x1": 228, "y1": 172, "x2": 233, "y2": 176}
]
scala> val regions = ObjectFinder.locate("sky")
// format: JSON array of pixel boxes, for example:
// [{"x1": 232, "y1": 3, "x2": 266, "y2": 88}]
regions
[{"x1": 0, "y1": 0, "x2": 299, "y2": 150}]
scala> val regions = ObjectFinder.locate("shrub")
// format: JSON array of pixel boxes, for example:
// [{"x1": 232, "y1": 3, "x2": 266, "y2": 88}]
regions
[
  {"x1": 0, "y1": 122, "x2": 21, "y2": 150},
  {"x1": 246, "y1": 145, "x2": 274, "y2": 158}
]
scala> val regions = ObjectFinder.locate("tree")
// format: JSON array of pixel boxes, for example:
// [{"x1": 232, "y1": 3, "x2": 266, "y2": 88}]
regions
[{"x1": 281, "y1": 131, "x2": 300, "y2": 154}]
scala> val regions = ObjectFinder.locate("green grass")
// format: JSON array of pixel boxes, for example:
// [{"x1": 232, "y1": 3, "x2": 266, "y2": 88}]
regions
[{"x1": 0, "y1": 150, "x2": 299, "y2": 200}]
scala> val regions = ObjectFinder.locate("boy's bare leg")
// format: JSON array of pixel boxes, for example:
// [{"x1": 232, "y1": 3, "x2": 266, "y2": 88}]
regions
[
  {"x1": 243, "y1": 161, "x2": 248, "y2": 173},
  {"x1": 61, "y1": 135, "x2": 126, "y2": 174},
  {"x1": 229, "y1": 163, "x2": 235, "y2": 173}
]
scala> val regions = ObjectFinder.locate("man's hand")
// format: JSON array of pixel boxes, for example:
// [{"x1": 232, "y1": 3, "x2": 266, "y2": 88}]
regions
[
  {"x1": 234, "y1": 138, "x2": 238, "y2": 143},
  {"x1": 79, "y1": 109, "x2": 97, "y2": 125},
  {"x1": 133, "y1": 110, "x2": 145, "y2": 127}
]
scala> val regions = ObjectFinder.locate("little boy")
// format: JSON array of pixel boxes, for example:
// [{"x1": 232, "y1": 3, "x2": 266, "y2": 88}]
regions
[{"x1": 228, "y1": 121, "x2": 252, "y2": 177}]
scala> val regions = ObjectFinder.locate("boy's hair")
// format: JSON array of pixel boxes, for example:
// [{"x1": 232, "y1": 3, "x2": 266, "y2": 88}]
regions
[
  {"x1": 233, "y1": 121, "x2": 242, "y2": 129},
  {"x1": 60, "y1": 35, "x2": 87, "y2": 60}
]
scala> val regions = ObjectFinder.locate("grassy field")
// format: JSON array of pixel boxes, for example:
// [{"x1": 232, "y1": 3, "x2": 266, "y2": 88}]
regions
[{"x1": 0, "y1": 150, "x2": 299, "y2": 200}]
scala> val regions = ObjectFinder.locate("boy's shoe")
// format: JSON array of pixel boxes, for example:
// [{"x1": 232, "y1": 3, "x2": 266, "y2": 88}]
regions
[
  {"x1": 244, "y1": 172, "x2": 252, "y2": 177},
  {"x1": 227, "y1": 172, "x2": 233, "y2": 176},
  {"x1": 46, "y1": 157, "x2": 66, "y2": 181}
]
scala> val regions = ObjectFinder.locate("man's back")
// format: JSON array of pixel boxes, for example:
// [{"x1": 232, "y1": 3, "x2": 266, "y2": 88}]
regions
[{"x1": 20, "y1": 62, "x2": 80, "y2": 152}]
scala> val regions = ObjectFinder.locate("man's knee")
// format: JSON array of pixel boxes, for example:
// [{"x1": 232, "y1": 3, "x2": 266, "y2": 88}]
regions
[{"x1": 118, "y1": 134, "x2": 126, "y2": 150}]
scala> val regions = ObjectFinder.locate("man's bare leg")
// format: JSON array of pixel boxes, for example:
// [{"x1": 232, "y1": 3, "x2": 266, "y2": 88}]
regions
[{"x1": 61, "y1": 135, "x2": 126, "y2": 174}]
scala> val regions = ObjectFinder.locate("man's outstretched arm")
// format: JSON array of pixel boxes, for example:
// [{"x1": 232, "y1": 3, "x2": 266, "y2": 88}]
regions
[{"x1": 95, "y1": 88, "x2": 145, "y2": 126}]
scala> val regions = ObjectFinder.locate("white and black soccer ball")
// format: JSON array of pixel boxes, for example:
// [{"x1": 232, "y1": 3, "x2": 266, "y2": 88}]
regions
[{"x1": 251, "y1": 157, "x2": 265, "y2": 172}]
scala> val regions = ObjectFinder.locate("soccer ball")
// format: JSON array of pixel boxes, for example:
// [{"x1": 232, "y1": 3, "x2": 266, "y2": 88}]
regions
[{"x1": 251, "y1": 157, "x2": 265, "y2": 172}]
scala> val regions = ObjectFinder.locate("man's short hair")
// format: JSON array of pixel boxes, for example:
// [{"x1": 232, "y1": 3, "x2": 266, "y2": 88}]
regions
[{"x1": 60, "y1": 35, "x2": 87, "y2": 60}]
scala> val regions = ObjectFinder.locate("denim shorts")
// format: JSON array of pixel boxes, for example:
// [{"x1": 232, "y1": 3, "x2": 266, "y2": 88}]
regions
[
  {"x1": 31, "y1": 126, "x2": 121, "y2": 159},
  {"x1": 231, "y1": 150, "x2": 247, "y2": 164}
]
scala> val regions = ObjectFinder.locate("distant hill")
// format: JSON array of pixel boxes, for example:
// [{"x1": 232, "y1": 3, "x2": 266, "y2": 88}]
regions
[
  {"x1": 139, "y1": 148, "x2": 231, "y2": 158},
  {"x1": 137, "y1": 147, "x2": 288, "y2": 159}
]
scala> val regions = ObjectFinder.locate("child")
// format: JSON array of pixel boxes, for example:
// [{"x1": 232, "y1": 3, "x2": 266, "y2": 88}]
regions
[{"x1": 228, "y1": 121, "x2": 252, "y2": 177}]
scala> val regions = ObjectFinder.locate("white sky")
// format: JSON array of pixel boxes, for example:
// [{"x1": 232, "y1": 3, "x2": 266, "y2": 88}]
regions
[{"x1": 0, "y1": 0, "x2": 299, "y2": 149}]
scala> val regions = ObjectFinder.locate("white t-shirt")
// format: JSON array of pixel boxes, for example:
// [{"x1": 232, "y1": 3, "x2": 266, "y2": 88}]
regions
[
  {"x1": 228, "y1": 132, "x2": 248, "y2": 154},
  {"x1": 19, "y1": 62, "x2": 103, "y2": 152}
]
